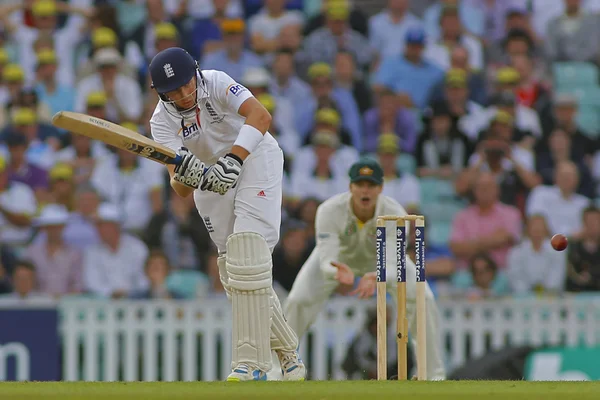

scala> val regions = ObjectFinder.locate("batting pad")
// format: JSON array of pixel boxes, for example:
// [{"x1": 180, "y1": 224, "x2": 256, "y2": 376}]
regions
[
  {"x1": 217, "y1": 255, "x2": 232, "y2": 300},
  {"x1": 270, "y1": 291, "x2": 299, "y2": 351},
  {"x1": 226, "y1": 232, "x2": 273, "y2": 372}
]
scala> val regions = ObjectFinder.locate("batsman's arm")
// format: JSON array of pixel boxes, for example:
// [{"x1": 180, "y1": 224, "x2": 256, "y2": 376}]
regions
[
  {"x1": 315, "y1": 205, "x2": 343, "y2": 279},
  {"x1": 229, "y1": 97, "x2": 272, "y2": 162}
]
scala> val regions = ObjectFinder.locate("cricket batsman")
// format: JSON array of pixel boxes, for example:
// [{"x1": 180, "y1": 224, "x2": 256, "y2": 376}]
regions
[
  {"x1": 284, "y1": 159, "x2": 447, "y2": 380},
  {"x1": 148, "y1": 47, "x2": 304, "y2": 381}
]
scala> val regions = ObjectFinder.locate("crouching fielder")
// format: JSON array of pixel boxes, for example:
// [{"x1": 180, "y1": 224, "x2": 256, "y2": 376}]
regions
[
  {"x1": 284, "y1": 159, "x2": 446, "y2": 380},
  {"x1": 148, "y1": 47, "x2": 304, "y2": 381}
]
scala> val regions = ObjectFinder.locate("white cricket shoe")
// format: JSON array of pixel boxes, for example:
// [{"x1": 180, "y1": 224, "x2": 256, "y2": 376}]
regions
[
  {"x1": 226, "y1": 363, "x2": 268, "y2": 382},
  {"x1": 277, "y1": 350, "x2": 306, "y2": 381}
]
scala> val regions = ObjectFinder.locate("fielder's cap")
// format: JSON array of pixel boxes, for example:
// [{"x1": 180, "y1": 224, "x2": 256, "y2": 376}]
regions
[
  {"x1": 94, "y1": 47, "x2": 121, "y2": 67},
  {"x1": 4, "y1": 131, "x2": 28, "y2": 147},
  {"x1": 377, "y1": 133, "x2": 399, "y2": 154},
  {"x1": 96, "y1": 203, "x2": 122, "y2": 224},
  {"x1": 149, "y1": 47, "x2": 197, "y2": 95},
  {"x1": 121, "y1": 121, "x2": 139, "y2": 132},
  {"x1": 241, "y1": 67, "x2": 270, "y2": 87},
  {"x1": 92, "y1": 27, "x2": 118, "y2": 48},
  {"x1": 311, "y1": 130, "x2": 340, "y2": 148},
  {"x1": 32, "y1": 0, "x2": 57, "y2": 17},
  {"x1": 49, "y1": 163, "x2": 74, "y2": 180},
  {"x1": 405, "y1": 26, "x2": 426, "y2": 45},
  {"x1": 495, "y1": 67, "x2": 520, "y2": 84},
  {"x1": 86, "y1": 91, "x2": 107, "y2": 107},
  {"x1": 348, "y1": 158, "x2": 384, "y2": 185},
  {"x1": 34, "y1": 204, "x2": 70, "y2": 227},
  {"x1": 12, "y1": 108, "x2": 37, "y2": 126},
  {"x1": 257, "y1": 93, "x2": 276, "y2": 114},
  {"x1": 326, "y1": 0, "x2": 350, "y2": 20},
  {"x1": 155, "y1": 23, "x2": 178, "y2": 40},
  {"x1": 36, "y1": 49, "x2": 57, "y2": 66},
  {"x1": 3, "y1": 64, "x2": 25, "y2": 82},
  {"x1": 492, "y1": 110, "x2": 514, "y2": 126},
  {"x1": 554, "y1": 92, "x2": 578, "y2": 107},
  {"x1": 445, "y1": 68, "x2": 467, "y2": 88},
  {"x1": 491, "y1": 90, "x2": 516, "y2": 106},
  {"x1": 308, "y1": 62, "x2": 333, "y2": 79},
  {"x1": 315, "y1": 108, "x2": 340, "y2": 127},
  {"x1": 221, "y1": 19, "x2": 245, "y2": 33},
  {"x1": 0, "y1": 48, "x2": 9, "y2": 65}
]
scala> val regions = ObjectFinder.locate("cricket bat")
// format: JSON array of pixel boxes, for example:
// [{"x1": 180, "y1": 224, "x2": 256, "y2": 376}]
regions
[{"x1": 51, "y1": 111, "x2": 182, "y2": 165}]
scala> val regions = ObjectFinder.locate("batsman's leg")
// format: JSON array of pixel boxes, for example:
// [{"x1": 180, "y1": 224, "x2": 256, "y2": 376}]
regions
[{"x1": 225, "y1": 232, "x2": 272, "y2": 381}]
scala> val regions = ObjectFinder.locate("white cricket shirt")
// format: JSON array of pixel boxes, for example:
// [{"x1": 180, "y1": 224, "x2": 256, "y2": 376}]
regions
[
  {"x1": 315, "y1": 191, "x2": 408, "y2": 278},
  {"x1": 150, "y1": 70, "x2": 277, "y2": 165}
]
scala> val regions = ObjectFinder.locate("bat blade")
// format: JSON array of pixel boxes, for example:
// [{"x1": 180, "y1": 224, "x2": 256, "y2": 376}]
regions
[{"x1": 51, "y1": 111, "x2": 181, "y2": 165}]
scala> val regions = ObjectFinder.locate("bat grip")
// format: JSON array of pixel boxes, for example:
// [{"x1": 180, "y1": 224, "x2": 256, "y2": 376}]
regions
[{"x1": 173, "y1": 155, "x2": 183, "y2": 165}]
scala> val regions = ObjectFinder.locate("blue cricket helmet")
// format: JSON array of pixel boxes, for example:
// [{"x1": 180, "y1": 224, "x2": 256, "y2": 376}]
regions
[{"x1": 149, "y1": 47, "x2": 197, "y2": 94}]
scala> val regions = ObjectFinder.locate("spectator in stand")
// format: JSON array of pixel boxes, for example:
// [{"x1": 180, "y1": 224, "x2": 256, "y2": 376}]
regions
[
  {"x1": 0, "y1": 48, "x2": 12, "y2": 110},
  {"x1": 565, "y1": 206, "x2": 600, "y2": 292},
  {"x1": 0, "y1": 260, "x2": 52, "y2": 303},
  {"x1": 475, "y1": 1, "x2": 530, "y2": 44},
  {"x1": 423, "y1": 5, "x2": 484, "y2": 72},
  {"x1": 304, "y1": 0, "x2": 369, "y2": 37},
  {"x1": 377, "y1": 133, "x2": 420, "y2": 213},
  {"x1": 270, "y1": 49, "x2": 313, "y2": 116},
  {"x1": 363, "y1": 87, "x2": 417, "y2": 154},
  {"x1": 83, "y1": 203, "x2": 149, "y2": 299},
  {"x1": 201, "y1": 19, "x2": 263, "y2": 82},
  {"x1": 535, "y1": 129, "x2": 596, "y2": 198},
  {"x1": 23, "y1": 204, "x2": 83, "y2": 298},
  {"x1": 189, "y1": 0, "x2": 231, "y2": 59},
  {"x1": 256, "y1": 93, "x2": 300, "y2": 158},
  {"x1": 416, "y1": 101, "x2": 471, "y2": 180},
  {"x1": 273, "y1": 219, "x2": 312, "y2": 293},
  {"x1": 373, "y1": 27, "x2": 444, "y2": 110},
  {"x1": 303, "y1": 1, "x2": 373, "y2": 71},
  {"x1": 450, "y1": 171, "x2": 522, "y2": 270},
  {"x1": 62, "y1": 184, "x2": 100, "y2": 251},
  {"x1": 368, "y1": 0, "x2": 422, "y2": 58},
  {"x1": 334, "y1": 51, "x2": 372, "y2": 114},
  {"x1": 34, "y1": 49, "x2": 75, "y2": 118},
  {"x1": 451, "y1": 253, "x2": 510, "y2": 299},
  {"x1": 423, "y1": 0, "x2": 485, "y2": 41},
  {"x1": 526, "y1": 161, "x2": 592, "y2": 237},
  {"x1": 151, "y1": 22, "x2": 181, "y2": 59},
  {"x1": 545, "y1": 0, "x2": 600, "y2": 63},
  {"x1": 0, "y1": 64, "x2": 26, "y2": 126},
  {"x1": 129, "y1": 250, "x2": 185, "y2": 300},
  {"x1": 507, "y1": 214, "x2": 566, "y2": 296},
  {"x1": 4, "y1": 132, "x2": 49, "y2": 202},
  {"x1": 428, "y1": 45, "x2": 487, "y2": 106},
  {"x1": 488, "y1": 28, "x2": 538, "y2": 69},
  {"x1": 511, "y1": 53, "x2": 552, "y2": 127},
  {"x1": 46, "y1": 163, "x2": 76, "y2": 211},
  {"x1": 248, "y1": 0, "x2": 304, "y2": 56}
]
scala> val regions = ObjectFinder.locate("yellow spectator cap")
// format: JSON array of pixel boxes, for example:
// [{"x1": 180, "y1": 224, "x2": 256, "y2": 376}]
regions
[
  {"x1": 308, "y1": 62, "x2": 332, "y2": 79},
  {"x1": 32, "y1": 0, "x2": 57, "y2": 17},
  {"x1": 3, "y1": 64, "x2": 24, "y2": 82},
  {"x1": 257, "y1": 93, "x2": 276, "y2": 114},
  {"x1": 0, "y1": 49, "x2": 9, "y2": 65},
  {"x1": 86, "y1": 91, "x2": 107, "y2": 107},
  {"x1": 12, "y1": 108, "x2": 37, "y2": 126},
  {"x1": 496, "y1": 67, "x2": 520, "y2": 84},
  {"x1": 50, "y1": 163, "x2": 74, "y2": 180},
  {"x1": 492, "y1": 110, "x2": 514, "y2": 126},
  {"x1": 326, "y1": 0, "x2": 350, "y2": 20},
  {"x1": 221, "y1": 19, "x2": 245, "y2": 33},
  {"x1": 36, "y1": 49, "x2": 57, "y2": 65},
  {"x1": 377, "y1": 133, "x2": 400, "y2": 154},
  {"x1": 311, "y1": 131, "x2": 340, "y2": 147},
  {"x1": 0, "y1": 156, "x2": 5, "y2": 172},
  {"x1": 316, "y1": 108, "x2": 340, "y2": 127},
  {"x1": 92, "y1": 27, "x2": 118, "y2": 48},
  {"x1": 155, "y1": 23, "x2": 178, "y2": 40},
  {"x1": 445, "y1": 68, "x2": 467, "y2": 88},
  {"x1": 121, "y1": 122, "x2": 139, "y2": 132}
]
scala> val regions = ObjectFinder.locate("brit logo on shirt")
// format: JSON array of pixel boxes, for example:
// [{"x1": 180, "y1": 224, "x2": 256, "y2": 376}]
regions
[{"x1": 203, "y1": 216, "x2": 214, "y2": 233}]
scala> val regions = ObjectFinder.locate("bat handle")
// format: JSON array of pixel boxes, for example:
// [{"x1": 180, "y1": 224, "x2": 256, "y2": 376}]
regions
[{"x1": 173, "y1": 155, "x2": 183, "y2": 165}]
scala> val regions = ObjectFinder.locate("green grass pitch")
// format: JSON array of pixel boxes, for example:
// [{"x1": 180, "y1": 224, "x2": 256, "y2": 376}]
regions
[{"x1": 0, "y1": 381, "x2": 599, "y2": 400}]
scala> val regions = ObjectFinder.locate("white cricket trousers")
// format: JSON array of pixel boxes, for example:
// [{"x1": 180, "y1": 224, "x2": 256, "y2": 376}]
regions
[{"x1": 284, "y1": 248, "x2": 447, "y2": 380}]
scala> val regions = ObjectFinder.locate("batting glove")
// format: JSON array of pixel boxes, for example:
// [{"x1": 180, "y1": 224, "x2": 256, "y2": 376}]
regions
[
  {"x1": 201, "y1": 153, "x2": 243, "y2": 195},
  {"x1": 173, "y1": 147, "x2": 206, "y2": 189}
]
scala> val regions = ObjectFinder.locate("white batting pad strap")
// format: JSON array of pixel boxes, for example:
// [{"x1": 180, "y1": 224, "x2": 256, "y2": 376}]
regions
[
  {"x1": 226, "y1": 232, "x2": 273, "y2": 372},
  {"x1": 270, "y1": 291, "x2": 299, "y2": 351}
]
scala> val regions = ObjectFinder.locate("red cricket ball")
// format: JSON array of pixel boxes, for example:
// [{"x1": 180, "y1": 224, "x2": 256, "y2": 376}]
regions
[{"x1": 551, "y1": 234, "x2": 568, "y2": 251}]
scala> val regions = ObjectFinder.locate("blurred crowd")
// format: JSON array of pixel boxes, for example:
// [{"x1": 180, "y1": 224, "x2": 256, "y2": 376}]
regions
[{"x1": 0, "y1": 0, "x2": 599, "y2": 306}]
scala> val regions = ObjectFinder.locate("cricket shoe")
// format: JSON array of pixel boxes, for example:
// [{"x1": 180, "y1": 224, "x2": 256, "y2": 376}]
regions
[
  {"x1": 277, "y1": 349, "x2": 306, "y2": 381},
  {"x1": 226, "y1": 363, "x2": 268, "y2": 382}
]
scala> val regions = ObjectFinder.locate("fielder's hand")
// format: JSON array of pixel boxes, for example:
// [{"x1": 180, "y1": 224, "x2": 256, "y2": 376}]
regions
[
  {"x1": 349, "y1": 272, "x2": 377, "y2": 299},
  {"x1": 331, "y1": 261, "x2": 354, "y2": 285},
  {"x1": 173, "y1": 147, "x2": 206, "y2": 189},
  {"x1": 201, "y1": 153, "x2": 243, "y2": 195}
]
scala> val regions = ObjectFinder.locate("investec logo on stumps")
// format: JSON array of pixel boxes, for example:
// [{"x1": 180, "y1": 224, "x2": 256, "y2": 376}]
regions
[
  {"x1": 415, "y1": 228, "x2": 424, "y2": 282},
  {"x1": 376, "y1": 227, "x2": 385, "y2": 282}
]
